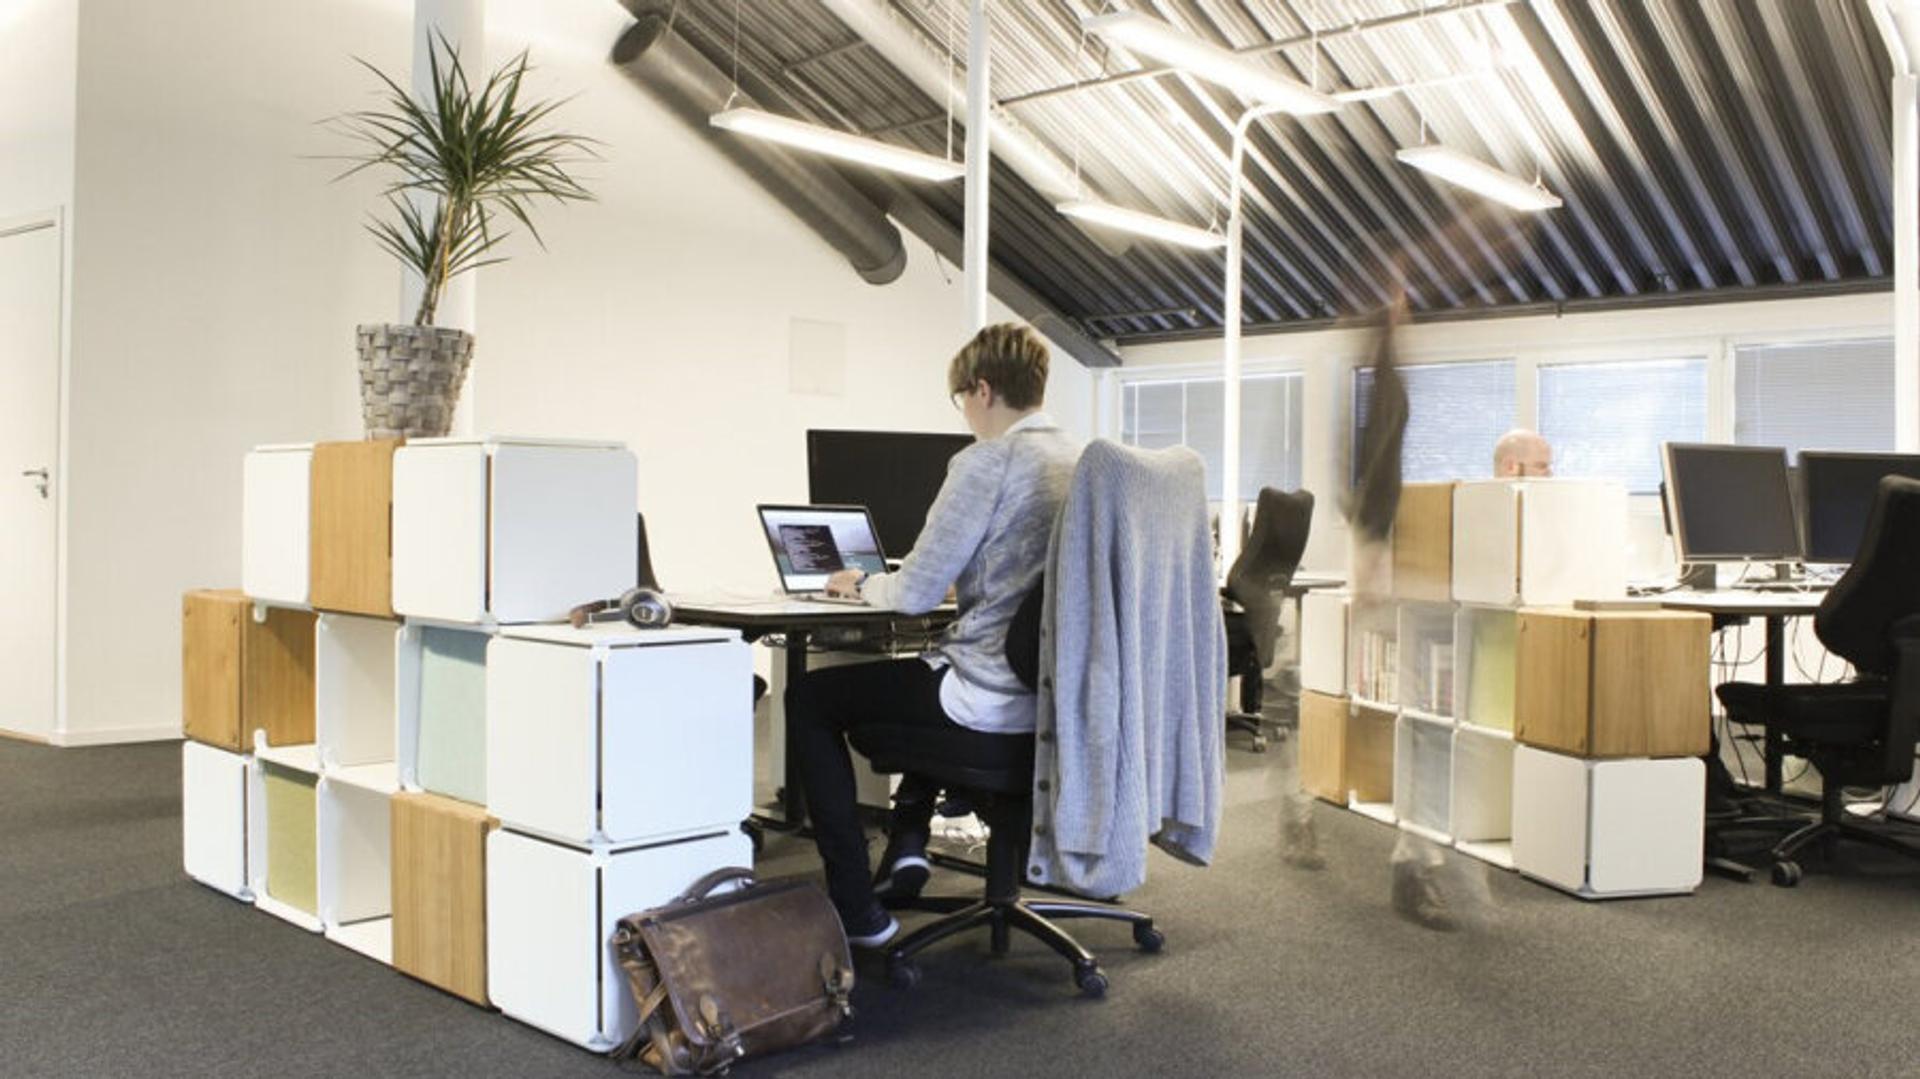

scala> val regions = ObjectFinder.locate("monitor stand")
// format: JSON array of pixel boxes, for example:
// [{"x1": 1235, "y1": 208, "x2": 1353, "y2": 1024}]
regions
[{"x1": 1732, "y1": 561, "x2": 1807, "y2": 591}]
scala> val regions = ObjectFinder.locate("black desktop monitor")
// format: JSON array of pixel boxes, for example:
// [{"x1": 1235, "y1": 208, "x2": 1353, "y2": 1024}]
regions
[
  {"x1": 807, "y1": 429, "x2": 975, "y2": 557},
  {"x1": 1661, "y1": 443, "x2": 1803, "y2": 563},
  {"x1": 1800, "y1": 450, "x2": 1920, "y2": 563}
]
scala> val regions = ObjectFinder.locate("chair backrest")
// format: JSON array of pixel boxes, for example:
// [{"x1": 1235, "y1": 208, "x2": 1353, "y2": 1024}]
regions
[
  {"x1": 1815, "y1": 476, "x2": 1920, "y2": 778},
  {"x1": 1225, "y1": 487, "x2": 1315, "y2": 668},
  {"x1": 1005, "y1": 582, "x2": 1044, "y2": 693}
]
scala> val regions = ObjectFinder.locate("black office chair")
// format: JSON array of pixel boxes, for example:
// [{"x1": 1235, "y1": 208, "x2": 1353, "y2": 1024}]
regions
[
  {"x1": 849, "y1": 586, "x2": 1162, "y2": 998},
  {"x1": 1716, "y1": 476, "x2": 1920, "y2": 887},
  {"x1": 1224, "y1": 488, "x2": 1314, "y2": 752}
]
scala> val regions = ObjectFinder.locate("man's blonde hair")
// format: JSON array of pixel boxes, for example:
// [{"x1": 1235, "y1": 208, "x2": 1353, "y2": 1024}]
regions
[{"x1": 948, "y1": 323, "x2": 1050, "y2": 410}]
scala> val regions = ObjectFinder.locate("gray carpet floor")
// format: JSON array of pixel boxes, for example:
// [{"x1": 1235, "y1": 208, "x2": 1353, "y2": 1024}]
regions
[{"x1": 4, "y1": 733, "x2": 1919, "y2": 1079}]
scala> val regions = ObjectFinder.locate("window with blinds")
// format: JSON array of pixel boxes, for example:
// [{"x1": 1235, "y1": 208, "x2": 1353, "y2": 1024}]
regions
[
  {"x1": 1352, "y1": 360, "x2": 1516, "y2": 483},
  {"x1": 1734, "y1": 338, "x2": 1895, "y2": 459},
  {"x1": 1119, "y1": 372, "x2": 1304, "y2": 500},
  {"x1": 1538, "y1": 357, "x2": 1709, "y2": 494}
]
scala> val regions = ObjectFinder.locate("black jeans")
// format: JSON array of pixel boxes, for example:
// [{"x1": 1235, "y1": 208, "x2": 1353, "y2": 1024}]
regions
[{"x1": 786, "y1": 659, "x2": 965, "y2": 918}]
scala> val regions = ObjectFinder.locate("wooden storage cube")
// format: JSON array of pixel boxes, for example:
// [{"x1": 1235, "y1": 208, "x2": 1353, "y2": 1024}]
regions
[
  {"x1": 249, "y1": 750, "x2": 322, "y2": 931},
  {"x1": 1456, "y1": 606, "x2": 1517, "y2": 733},
  {"x1": 487, "y1": 624, "x2": 751, "y2": 846},
  {"x1": 242, "y1": 444, "x2": 312, "y2": 606},
  {"x1": 1397, "y1": 602, "x2": 1455, "y2": 719},
  {"x1": 391, "y1": 438, "x2": 637, "y2": 625},
  {"x1": 1298, "y1": 692, "x2": 1394, "y2": 806},
  {"x1": 397, "y1": 622, "x2": 490, "y2": 805},
  {"x1": 1512, "y1": 745, "x2": 1703, "y2": 898},
  {"x1": 309, "y1": 438, "x2": 402, "y2": 617},
  {"x1": 182, "y1": 589, "x2": 315, "y2": 752},
  {"x1": 182, "y1": 741, "x2": 251, "y2": 900},
  {"x1": 393, "y1": 792, "x2": 495, "y2": 1007},
  {"x1": 318, "y1": 773, "x2": 396, "y2": 962},
  {"x1": 316, "y1": 613, "x2": 399, "y2": 771},
  {"x1": 1394, "y1": 715, "x2": 1453, "y2": 841},
  {"x1": 1450, "y1": 726, "x2": 1515, "y2": 845},
  {"x1": 487, "y1": 827, "x2": 751, "y2": 1051},
  {"x1": 1299, "y1": 590, "x2": 1349, "y2": 698},
  {"x1": 1347, "y1": 600, "x2": 1398, "y2": 707},
  {"x1": 1515, "y1": 609, "x2": 1711, "y2": 758},
  {"x1": 1392, "y1": 482, "x2": 1456, "y2": 602},
  {"x1": 1452, "y1": 480, "x2": 1628, "y2": 607}
]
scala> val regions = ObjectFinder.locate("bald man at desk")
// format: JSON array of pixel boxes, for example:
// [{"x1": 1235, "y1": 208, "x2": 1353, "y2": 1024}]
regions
[{"x1": 1494, "y1": 429, "x2": 1554, "y2": 478}]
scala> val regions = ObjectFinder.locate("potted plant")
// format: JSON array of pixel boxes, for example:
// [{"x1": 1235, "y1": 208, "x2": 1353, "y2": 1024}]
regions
[{"x1": 330, "y1": 38, "x2": 595, "y2": 438}]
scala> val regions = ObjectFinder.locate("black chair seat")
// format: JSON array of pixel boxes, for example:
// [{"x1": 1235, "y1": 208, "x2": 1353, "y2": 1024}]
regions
[
  {"x1": 1717, "y1": 681, "x2": 1888, "y2": 746},
  {"x1": 848, "y1": 723, "x2": 1034, "y2": 795}
]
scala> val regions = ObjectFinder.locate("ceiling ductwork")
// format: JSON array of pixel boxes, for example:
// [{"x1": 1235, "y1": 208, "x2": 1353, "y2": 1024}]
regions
[{"x1": 610, "y1": 14, "x2": 909, "y2": 286}]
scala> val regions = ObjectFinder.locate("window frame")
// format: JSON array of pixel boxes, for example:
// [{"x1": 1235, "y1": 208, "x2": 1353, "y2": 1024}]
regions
[{"x1": 1107, "y1": 356, "x2": 1307, "y2": 501}]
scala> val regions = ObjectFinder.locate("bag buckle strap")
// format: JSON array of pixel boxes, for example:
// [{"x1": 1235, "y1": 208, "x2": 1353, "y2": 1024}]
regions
[
  {"x1": 698, "y1": 995, "x2": 745, "y2": 1073},
  {"x1": 818, "y1": 953, "x2": 855, "y2": 1019}
]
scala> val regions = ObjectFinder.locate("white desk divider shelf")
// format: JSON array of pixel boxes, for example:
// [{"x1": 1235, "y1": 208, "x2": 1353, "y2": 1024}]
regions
[
  {"x1": 1394, "y1": 713, "x2": 1454, "y2": 843},
  {"x1": 486, "y1": 624, "x2": 752, "y2": 847},
  {"x1": 1396, "y1": 602, "x2": 1455, "y2": 721},
  {"x1": 183, "y1": 742, "x2": 252, "y2": 901},
  {"x1": 487, "y1": 827, "x2": 751, "y2": 1051},
  {"x1": 1455, "y1": 606, "x2": 1517, "y2": 734},
  {"x1": 241, "y1": 444, "x2": 313, "y2": 608},
  {"x1": 248, "y1": 745, "x2": 322, "y2": 931},
  {"x1": 1451, "y1": 480, "x2": 1628, "y2": 607},
  {"x1": 316, "y1": 614, "x2": 399, "y2": 772},
  {"x1": 396, "y1": 620, "x2": 491, "y2": 804},
  {"x1": 1300, "y1": 590, "x2": 1349, "y2": 698},
  {"x1": 318, "y1": 771, "x2": 396, "y2": 963},
  {"x1": 1451, "y1": 725, "x2": 1516, "y2": 867},
  {"x1": 1511, "y1": 745, "x2": 1704, "y2": 898},
  {"x1": 391, "y1": 437, "x2": 638, "y2": 626}
]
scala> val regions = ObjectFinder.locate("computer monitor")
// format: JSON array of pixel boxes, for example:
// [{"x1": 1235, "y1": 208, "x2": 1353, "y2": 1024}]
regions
[
  {"x1": 807, "y1": 429, "x2": 975, "y2": 557},
  {"x1": 1661, "y1": 443, "x2": 1803, "y2": 563},
  {"x1": 1800, "y1": 451, "x2": 1920, "y2": 563}
]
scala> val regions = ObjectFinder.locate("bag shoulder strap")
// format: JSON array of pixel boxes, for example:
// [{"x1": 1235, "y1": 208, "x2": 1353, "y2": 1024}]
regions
[{"x1": 675, "y1": 866, "x2": 756, "y2": 905}]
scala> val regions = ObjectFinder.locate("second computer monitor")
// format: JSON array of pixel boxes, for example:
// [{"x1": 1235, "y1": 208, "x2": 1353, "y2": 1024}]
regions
[
  {"x1": 1800, "y1": 450, "x2": 1920, "y2": 563},
  {"x1": 807, "y1": 429, "x2": 976, "y2": 557},
  {"x1": 1662, "y1": 442, "x2": 1803, "y2": 563}
]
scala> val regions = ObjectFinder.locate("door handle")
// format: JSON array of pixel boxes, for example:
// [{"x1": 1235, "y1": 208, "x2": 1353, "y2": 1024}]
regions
[{"x1": 21, "y1": 468, "x2": 49, "y2": 499}]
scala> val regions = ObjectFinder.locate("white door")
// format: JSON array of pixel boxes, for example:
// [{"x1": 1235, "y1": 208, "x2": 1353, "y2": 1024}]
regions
[{"x1": 0, "y1": 220, "x2": 61, "y2": 739}]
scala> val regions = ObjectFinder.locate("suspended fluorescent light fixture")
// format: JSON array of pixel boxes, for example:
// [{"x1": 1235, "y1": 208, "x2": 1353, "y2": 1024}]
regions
[
  {"x1": 1056, "y1": 199, "x2": 1226, "y2": 250},
  {"x1": 710, "y1": 107, "x2": 965, "y2": 182},
  {"x1": 1083, "y1": 11, "x2": 1341, "y2": 115},
  {"x1": 1395, "y1": 145, "x2": 1562, "y2": 211}
]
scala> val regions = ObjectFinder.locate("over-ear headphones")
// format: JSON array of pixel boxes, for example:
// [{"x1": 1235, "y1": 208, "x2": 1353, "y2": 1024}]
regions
[{"x1": 568, "y1": 587, "x2": 673, "y2": 630}]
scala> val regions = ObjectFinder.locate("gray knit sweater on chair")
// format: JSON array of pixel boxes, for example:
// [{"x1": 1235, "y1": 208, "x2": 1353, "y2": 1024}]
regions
[{"x1": 1028, "y1": 440, "x2": 1228, "y2": 898}]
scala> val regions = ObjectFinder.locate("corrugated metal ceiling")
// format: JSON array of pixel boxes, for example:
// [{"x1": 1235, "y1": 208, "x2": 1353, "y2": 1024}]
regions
[{"x1": 648, "y1": 0, "x2": 1897, "y2": 343}]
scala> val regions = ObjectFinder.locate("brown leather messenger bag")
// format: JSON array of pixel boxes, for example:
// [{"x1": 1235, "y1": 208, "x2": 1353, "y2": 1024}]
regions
[{"x1": 610, "y1": 867, "x2": 856, "y2": 1075}]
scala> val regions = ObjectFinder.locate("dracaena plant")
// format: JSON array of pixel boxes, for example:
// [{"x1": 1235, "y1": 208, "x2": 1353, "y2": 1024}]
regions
[{"x1": 330, "y1": 36, "x2": 596, "y2": 326}]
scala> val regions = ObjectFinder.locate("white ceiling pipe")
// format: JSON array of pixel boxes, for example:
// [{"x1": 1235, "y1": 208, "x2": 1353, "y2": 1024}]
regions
[{"x1": 1872, "y1": 0, "x2": 1919, "y2": 451}]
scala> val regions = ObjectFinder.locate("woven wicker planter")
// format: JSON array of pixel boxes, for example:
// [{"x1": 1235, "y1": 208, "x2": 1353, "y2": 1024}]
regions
[{"x1": 355, "y1": 323, "x2": 475, "y2": 439}]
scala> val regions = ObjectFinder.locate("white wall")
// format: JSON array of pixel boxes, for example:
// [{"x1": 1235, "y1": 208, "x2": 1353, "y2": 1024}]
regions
[
  {"x1": 1117, "y1": 292, "x2": 1895, "y2": 577},
  {"x1": 59, "y1": 0, "x2": 405, "y2": 742},
  {"x1": 0, "y1": 0, "x2": 76, "y2": 219},
  {"x1": 476, "y1": 0, "x2": 1095, "y2": 595}
]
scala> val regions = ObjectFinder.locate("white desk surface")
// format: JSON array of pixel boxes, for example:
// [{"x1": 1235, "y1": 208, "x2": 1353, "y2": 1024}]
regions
[
  {"x1": 668, "y1": 590, "x2": 953, "y2": 618},
  {"x1": 1658, "y1": 589, "x2": 1827, "y2": 615}
]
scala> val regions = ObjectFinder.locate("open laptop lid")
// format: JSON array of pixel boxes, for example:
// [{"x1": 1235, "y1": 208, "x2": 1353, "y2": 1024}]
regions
[{"x1": 756, "y1": 504, "x2": 890, "y2": 594}]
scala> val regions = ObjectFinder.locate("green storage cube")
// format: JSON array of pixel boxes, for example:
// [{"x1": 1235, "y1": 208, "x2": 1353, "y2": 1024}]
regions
[
  {"x1": 263, "y1": 763, "x2": 318, "y2": 914},
  {"x1": 417, "y1": 626, "x2": 488, "y2": 805}
]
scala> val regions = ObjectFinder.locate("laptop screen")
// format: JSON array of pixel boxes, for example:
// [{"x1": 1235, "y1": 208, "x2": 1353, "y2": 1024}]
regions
[{"x1": 756, "y1": 505, "x2": 889, "y2": 593}]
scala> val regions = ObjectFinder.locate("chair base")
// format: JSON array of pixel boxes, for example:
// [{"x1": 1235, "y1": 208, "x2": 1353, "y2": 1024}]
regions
[
  {"x1": 1766, "y1": 815, "x2": 1920, "y2": 887},
  {"x1": 1227, "y1": 712, "x2": 1272, "y2": 753},
  {"x1": 882, "y1": 892, "x2": 1162, "y2": 998}
]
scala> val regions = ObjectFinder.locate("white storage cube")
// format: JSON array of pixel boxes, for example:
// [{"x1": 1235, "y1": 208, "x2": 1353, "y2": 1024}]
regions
[
  {"x1": 1299, "y1": 590, "x2": 1349, "y2": 698},
  {"x1": 318, "y1": 771, "x2": 397, "y2": 963},
  {"x1": 1451, "y1": 480, "x2": 1628, "y2": 607},
  {"x1": 488, "y1": 827, "x2": 751, "y2": 1051},
  {"x1": 241, "y1": 444, "x2": 312, "y2": 607},
  {"x1": 1512, "y1": 745, "x2": 1704, "y2": 899},
  {"x1": 248, "y1": 745, "x2": 323, "y2": 932},
  {"x1": 1455, "y1": 606, "x2": 1518, "y2": 734},
  {"x1": 316, "y1": 614, "x2": 399, "y2": 771},
  {"x1": 487, "y1": 624, "x2": 752, "y2": 846},
  {"x1": 391, "y1": 438, "x2": 638, "y2": 625},
  {"x1": 1394, "y1": 715, "x2": 1453, "y2": 842},
  {"x1": 1397, "y1": 603, "x2": 1455, "y2": 720},
  {"x1": 396, "y1": 621, "x2": 491, "y2": 803},
  {"x1": 767, "y1": 646, "x2": 898, "y2": 811},
  {"x1": 183, "y1": 742, "x2": 251, "y2": 901},
  {"x1": 1450, "y1": 726, "x2": 1515, "y2": 845}
]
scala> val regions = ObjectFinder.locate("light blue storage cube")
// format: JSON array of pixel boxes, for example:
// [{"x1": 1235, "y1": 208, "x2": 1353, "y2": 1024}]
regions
[{"x1": 418, "y1": 626, "x2": 489, "y2": 805}]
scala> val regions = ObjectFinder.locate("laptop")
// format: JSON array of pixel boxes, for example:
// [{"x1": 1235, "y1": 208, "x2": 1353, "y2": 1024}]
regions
[{"x1": 755, "y1": 504, "x2": 890, "y2": 604}]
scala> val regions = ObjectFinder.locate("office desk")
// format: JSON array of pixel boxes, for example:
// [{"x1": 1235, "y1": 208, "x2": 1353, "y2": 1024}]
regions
[
  {"x1": 1660, "y1": 590, "x2": 1826, "y2": 794},
  {"x1": 668, "y1": 592, "x2": 955, "y2": 826}
]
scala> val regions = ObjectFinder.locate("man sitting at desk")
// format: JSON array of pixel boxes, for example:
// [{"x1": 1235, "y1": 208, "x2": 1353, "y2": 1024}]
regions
[
  {"x1": 787, "y1": 322, "x2": 1080, "y2": 948},
  {"x1": 1493, "y1": 428, "x2": 1554, "y2": 478}
]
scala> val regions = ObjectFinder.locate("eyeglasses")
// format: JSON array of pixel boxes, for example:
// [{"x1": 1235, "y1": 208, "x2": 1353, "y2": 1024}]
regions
[{"x1": 950, "y1": 384, "x2": 974, "y2": 411}]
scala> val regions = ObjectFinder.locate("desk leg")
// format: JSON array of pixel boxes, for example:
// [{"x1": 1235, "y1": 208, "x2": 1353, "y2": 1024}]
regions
[
  {"x1": 781, "y1": 629, "x2": 811, "y2": 827},
  {"x1": 1765, "y1": 615, "x2": 1785, "y2": 795}
]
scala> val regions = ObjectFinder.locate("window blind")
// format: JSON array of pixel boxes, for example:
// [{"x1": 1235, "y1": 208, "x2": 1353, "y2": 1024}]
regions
[
  {"x1": 1120, "y1": 372, "x2": 1303, "y2": 499},
  {"x1": 1353, "y1": 360, "x2": 1515, "y2": 483},
  {"x1": 1538, "y1": 357, "x2": 1708, "y2": 493},
  {"x1": 1734, "y1": 338, "x2": 1894, "y2": 459}
]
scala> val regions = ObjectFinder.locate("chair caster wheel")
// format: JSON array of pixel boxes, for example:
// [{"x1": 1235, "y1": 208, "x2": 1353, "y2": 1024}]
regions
[
  {"x1": 1132, "y1": 923, "x2": 1165, "y2": 953},
  {"x1": 1771, "y1": 860, "x2": 1802, "y2": 888},
  {"x1": 1074, "y1": 964, "x2": 1108, "y2": 999},
  {"x1": 741, "y1": 820, "x2": 764, "y2": 855},
  {"x1": 887, "y1": 958, "x2": 921, "y2": 990},
  {"x1": 1251, "y1": 735, "x2": 1269, "y2": 753}
]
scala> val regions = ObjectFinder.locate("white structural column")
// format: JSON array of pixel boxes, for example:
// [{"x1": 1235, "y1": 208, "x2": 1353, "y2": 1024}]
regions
[
  {"x1": 411, "y1": 0, "x2": 484, "y2": 433},
  {"x1": 963, "y1": 0, "x2": 990, "y2": 333},
  {"x1": 1897, "y1": 73, "x2": 1919, "y2": 452},
  {"x1": 1220, "y1": 104, "x2": 1289, "y2": 572}
]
